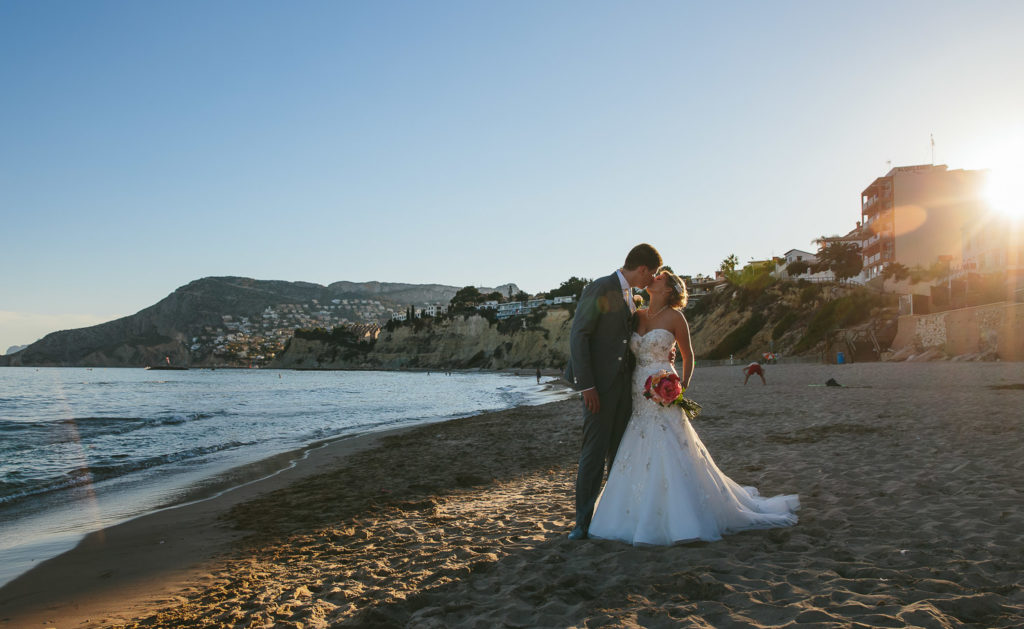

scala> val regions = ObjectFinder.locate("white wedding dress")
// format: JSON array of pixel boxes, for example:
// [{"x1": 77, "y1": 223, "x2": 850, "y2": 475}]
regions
[{"x1": 588, "y1": 328, "x2": 799, "y2": 546}]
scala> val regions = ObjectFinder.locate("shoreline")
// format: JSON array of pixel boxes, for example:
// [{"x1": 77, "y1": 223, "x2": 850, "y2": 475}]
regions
[
  {"x1": 0, "y1": 416, "x2": 435, "y2": 627},
  {"x1": 2, "y1": 363, "x2": 1022, "y2": 627},
  {"x1": 0, "y1": 393, "x2": 580, "y2": 628},
  {"x1": 0, "y1": 374, "x2": 572, "y2": 591}
]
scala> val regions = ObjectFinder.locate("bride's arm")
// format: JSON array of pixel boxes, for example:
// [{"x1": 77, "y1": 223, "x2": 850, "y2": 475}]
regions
[{"x1": 672, "y1": 311, "x2": 695, "y2": 390}]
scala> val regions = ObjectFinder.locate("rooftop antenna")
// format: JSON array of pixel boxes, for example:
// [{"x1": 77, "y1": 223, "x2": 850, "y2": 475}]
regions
[{"x1": 930, "y1": 133, "x2": 935, "y2": 165}]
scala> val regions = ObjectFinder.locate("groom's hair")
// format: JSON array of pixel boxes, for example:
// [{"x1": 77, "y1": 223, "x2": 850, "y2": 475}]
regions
[{"x1": 623, "y1": 243, "x2": 662, "y2": 271}]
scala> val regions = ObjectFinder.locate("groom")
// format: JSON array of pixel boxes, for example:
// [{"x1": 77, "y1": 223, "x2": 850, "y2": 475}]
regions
[{"x1": 565, "y1": 243, "x2": 662, "y2": 540}]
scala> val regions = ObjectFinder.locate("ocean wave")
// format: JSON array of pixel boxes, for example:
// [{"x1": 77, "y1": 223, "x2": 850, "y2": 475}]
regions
[
  {"x1": 0, "y1": 411, "x2": 230, "y2": 444},
  {"x1": 495, "y1": 385, "x2": 544, "y2": 408},
  {"x1": 0, "y1": 440, "x2": 255, "y2": 507}
]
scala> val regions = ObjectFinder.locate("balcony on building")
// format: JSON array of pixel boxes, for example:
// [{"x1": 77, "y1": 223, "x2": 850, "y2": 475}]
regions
[{"x1": 861, "y1": 177, "x2": 894, "y2": 220}]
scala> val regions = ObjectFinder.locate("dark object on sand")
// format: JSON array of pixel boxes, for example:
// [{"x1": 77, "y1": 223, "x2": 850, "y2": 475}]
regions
[{"x1": 825, "y1": 378, "x2": 841, "y2": 387}]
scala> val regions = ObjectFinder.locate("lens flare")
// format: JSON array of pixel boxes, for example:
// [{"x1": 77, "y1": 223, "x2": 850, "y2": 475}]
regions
[{"x1": 982, "y1": 138, "x2": 1024, "y2": 220}]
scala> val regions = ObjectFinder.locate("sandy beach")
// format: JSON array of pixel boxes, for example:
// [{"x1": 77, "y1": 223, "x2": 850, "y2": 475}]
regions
[{"x1": 2, "y1": 362, "x2": 1022, "y2": 628}]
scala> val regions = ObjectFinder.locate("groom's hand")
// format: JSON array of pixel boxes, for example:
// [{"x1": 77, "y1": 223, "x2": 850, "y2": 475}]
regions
[{"x1": 582, "y1": 388, "x2": 600, "y2": 413}]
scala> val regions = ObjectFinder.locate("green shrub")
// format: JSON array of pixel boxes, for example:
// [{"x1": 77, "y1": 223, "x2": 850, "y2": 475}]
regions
[
  {"x1": 792, "y1": 293, "x2": 881, "y2": 353},
  {"x1": 526, "y1": 308, "x2": 546, "y2": 326},
  {"x1": 687, "y1": 296, "x2": 712, "y2": 317},
  {"x1": 294, "y1": 326, "x2": 358, "y2": 344},
  {"x1": 465, "y1": 308, "x2": 498, "y2": 324},
  {"x1": 800, "y1": 284, "x2": 821, "y2": 305},
  {"x1": 772, "y1": 311, "x2": 798, "y2": 340},
  {"x1": 735, "y1": 287, "x2": 757, "y2": 311},
  {"x1": 497, "y1": 316, "x2": 523, "y2": 335},
  {"x1": 548, "y1": 277, "x2": 589, "y2": 300}
]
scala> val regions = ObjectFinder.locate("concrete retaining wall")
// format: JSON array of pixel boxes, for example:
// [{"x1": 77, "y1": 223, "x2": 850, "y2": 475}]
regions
[{"x1": 892, "y1": 301, "x2": 1024, "y2": 360}]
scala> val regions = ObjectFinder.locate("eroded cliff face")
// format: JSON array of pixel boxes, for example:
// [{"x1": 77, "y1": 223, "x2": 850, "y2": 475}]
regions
[
  {"x1": 688, "y1": 303, "x2": 747, "y2": 358},
  {"x1": 271, "y1": 297, "x2": 799, "y2": 371},
  {"x1": 268, "y1": 283, "x2": 893, "y2": 371},
  {"x1": 271, "y1": 310, "x2": 574, "y2": 370}
]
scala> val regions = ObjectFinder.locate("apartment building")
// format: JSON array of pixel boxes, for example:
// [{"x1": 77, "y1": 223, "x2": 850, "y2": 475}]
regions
[{"x1": 860, "y1": 164, "x2": 987, "y2": 279}]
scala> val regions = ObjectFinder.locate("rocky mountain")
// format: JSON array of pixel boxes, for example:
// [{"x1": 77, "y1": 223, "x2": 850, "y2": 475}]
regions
[
  {"x1": 3, "y1": 345, "x2": 28, "y2": 356},
  {"x1": 0, "y1": 277, "x2": 520, "y2": 368}
]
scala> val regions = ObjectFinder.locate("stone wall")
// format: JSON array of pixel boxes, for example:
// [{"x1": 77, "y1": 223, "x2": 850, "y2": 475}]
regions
[{"x1": 891, "y1": 301, "x2": 1024, "y2": 360}]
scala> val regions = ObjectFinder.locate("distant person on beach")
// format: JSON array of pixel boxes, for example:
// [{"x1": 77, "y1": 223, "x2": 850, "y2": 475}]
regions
[
  {"x1": 744, "y1": 362, "x2": 766, "y2": 385},
  {"x1": 536, "y1": 366, "x2": 542, "y2": 384},
  {"x1": 564, "y1": 244, "x2": 661, "y2": 541},
  {"x1": 584, "y1": 266, "x2": 798, "y2": 545}
]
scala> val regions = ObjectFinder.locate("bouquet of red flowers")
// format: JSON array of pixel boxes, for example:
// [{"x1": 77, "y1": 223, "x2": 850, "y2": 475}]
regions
[{"x1": 643, "y1": 370, "x2": 702, "y2": 418}]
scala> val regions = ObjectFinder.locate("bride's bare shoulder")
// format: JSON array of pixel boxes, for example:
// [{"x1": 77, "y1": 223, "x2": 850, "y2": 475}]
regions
[{"x1": 670, "y1": 308, "x2": 690, "y2": 328}]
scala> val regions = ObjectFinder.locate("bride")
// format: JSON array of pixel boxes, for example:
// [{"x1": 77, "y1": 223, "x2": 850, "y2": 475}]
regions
[{"x1": 587, "y1": 268, "x2": 799, "y2": 545}]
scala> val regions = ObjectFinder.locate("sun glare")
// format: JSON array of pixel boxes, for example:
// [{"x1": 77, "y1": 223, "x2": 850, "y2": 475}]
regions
[{"x1": 983, "y1": 141, "x2": 1024, "y2": 220}]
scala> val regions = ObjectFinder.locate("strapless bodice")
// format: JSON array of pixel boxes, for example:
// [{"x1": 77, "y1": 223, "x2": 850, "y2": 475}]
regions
[{"x1": 630, "y1": 328, "x2": 676, "y2": 368}]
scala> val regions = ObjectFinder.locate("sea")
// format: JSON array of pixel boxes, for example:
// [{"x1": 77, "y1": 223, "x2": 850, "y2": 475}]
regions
[{"x1": 0, "y1": 367, "x2": 569, "y2": 587}]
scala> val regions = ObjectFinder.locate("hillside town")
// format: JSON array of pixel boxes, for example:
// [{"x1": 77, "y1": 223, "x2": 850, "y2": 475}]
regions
[{"x1": 188, "y1": 298, "x2": 402, "y2": 365}]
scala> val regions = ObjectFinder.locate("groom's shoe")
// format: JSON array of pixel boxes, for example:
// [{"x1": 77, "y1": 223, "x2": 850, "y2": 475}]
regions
[{"x1": 568, "y1": 525, "x2": 588, "y2": 541}]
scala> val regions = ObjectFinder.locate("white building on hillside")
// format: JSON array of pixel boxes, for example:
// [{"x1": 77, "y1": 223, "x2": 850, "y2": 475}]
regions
[{"x1": 773, "y1": 248, "x2": 834, "y2": 282}]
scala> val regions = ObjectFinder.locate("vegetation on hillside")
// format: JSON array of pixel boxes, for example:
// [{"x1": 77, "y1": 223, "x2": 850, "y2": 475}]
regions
[
  {"x1": 790, "y1": 292, "x2": 889, "y2": 353},
  {"x1": 687, "y1": 275, "x2": 895, "y2": 360},
  {"x1": 811, "y1": 240, "x2": 864, "y2": 280},
  {"x1": 288, "y1": 267, "x2": 900, "y2": 369},
  {"x1": 703, "y1": 313, "x2": 767, "y2": 360}
]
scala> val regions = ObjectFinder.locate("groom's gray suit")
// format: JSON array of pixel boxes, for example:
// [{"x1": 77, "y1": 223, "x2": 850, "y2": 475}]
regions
[{"x1": 564, "y1": 272, "x2": 636, "y2": 532}]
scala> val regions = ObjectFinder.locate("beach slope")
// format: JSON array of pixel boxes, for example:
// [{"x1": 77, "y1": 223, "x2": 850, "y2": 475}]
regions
[{"x1": 2, "y1": 363, "x2": 1023, "y2": 627}]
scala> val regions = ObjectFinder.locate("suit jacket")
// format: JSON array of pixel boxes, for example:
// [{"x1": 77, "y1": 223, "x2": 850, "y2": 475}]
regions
[{"x1": 564, "y1": 272, "x2": 636, "y2": 392}]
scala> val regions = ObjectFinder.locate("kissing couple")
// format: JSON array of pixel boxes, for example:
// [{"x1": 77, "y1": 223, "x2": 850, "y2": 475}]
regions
[{"x1": 564, "y1": 243, "x2": 799, "y2": 544}]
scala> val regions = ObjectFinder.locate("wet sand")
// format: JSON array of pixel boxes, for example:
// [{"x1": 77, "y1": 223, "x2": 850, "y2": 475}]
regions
[{"x1": 2, "y1": 362, "x2": 1022, "y2": 628}]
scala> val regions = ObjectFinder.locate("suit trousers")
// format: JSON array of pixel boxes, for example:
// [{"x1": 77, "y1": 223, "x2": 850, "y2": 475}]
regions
[{"x1": 574, "y1": 368, "x2": 632, "y2": 529}]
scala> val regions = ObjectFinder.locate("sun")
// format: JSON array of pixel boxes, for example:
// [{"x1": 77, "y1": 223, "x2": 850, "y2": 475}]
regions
[
  {"x1": 985, "y1": 168, "x2": 1024, "y2": 219},
  {"x1": 982, "y1": 142, "x2": 1024, "y2": 220}
]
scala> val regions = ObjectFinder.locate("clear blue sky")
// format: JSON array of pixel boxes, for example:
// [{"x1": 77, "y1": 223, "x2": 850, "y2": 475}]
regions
[{"x1": 2, "y1": 1, "x2": 1023, "y2": 351}]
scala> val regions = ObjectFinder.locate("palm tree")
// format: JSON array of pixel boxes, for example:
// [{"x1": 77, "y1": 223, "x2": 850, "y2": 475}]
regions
[
  {"x1": 812, "y1": 241, "x2": 863, "y2": 281},
  {"x1": 720, "y1": 254, "x2": 739, "y2": 274}
]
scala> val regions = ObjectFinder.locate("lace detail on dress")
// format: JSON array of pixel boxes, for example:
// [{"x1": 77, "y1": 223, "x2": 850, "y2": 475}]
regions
[
  {"x1": 631, "y1": 328, "x2": 675, "y2": 370},
  {"x1": 630, "y1": 328, "x2": 678, "y2": 412}
]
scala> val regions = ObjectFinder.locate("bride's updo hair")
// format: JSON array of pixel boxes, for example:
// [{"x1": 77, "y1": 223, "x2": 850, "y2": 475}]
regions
[{"x1": 658, "y1": 266, "x2": 689, "y2": 309}]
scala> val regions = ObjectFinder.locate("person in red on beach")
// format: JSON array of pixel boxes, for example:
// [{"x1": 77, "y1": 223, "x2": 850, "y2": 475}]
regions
[{"x1": 743, "y1": 362, "x2": 766, "y2": 385}]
